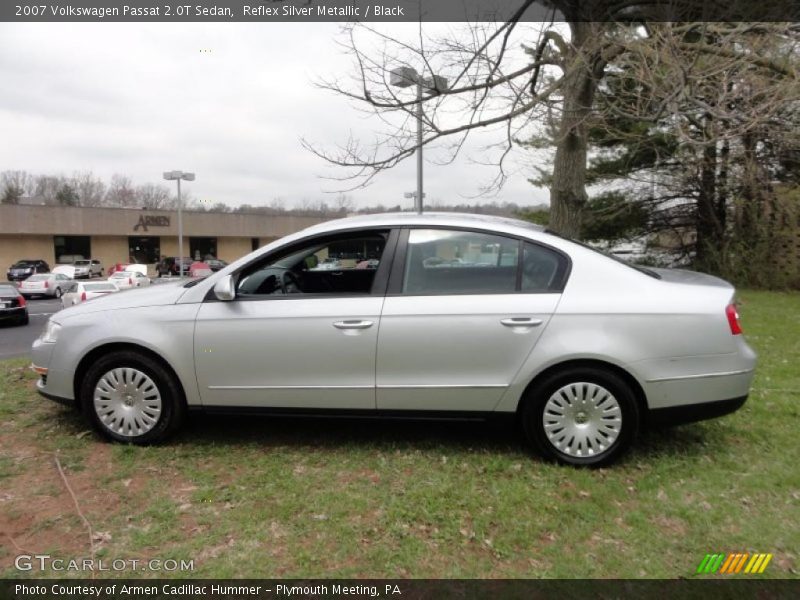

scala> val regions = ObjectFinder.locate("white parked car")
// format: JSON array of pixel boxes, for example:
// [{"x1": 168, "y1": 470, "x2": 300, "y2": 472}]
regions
[
  {"x1": 61, "y1": 281, "x2": 120, "y2": 308},
  {"x1": 31, "y1": 213, "x2": 755, "y2": 466},
  {"x1": 108, "y1": 271, "x2": 150, "y2": 290},
  {"x1": 20, "y1": 272, "x2": 72, "y2": 299}
]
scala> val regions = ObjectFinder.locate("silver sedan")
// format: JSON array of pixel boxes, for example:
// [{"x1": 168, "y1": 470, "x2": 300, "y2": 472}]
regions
[
  {"x1": 19, "y1": 273, "x2": 73, "y2": 299},
  {"x1": 31, "y1": 213, "x2": 756, "y2": 466}
]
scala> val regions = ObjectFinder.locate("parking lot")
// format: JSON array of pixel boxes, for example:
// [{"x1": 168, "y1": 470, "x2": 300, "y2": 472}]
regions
[{"x1": 0, "y1": 296, "x2": 61, "y2": 360}]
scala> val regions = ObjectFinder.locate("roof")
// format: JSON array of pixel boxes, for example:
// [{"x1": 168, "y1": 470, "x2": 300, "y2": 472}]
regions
[{"x1": 300, "y1": 211, "x2": 545, "y2": 237}]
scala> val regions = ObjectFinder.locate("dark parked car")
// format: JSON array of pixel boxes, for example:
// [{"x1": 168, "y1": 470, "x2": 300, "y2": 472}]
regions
[
  {"x1": 156, "y1": 257, "x2": 193, "y2": 277},
  {"x1": 0, "y1": 282, "x2": 29, "y2": 325},
  {"x1": 7, "y1": 259, "x2": 50, "y2": 281}
]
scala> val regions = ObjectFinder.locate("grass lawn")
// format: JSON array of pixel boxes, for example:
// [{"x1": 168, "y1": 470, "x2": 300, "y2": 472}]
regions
[{"x1": 0, "y1": 290, "x2": 798, "y2": 579}]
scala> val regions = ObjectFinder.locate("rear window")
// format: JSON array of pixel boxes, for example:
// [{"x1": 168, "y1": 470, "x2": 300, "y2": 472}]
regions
[
  {"x1": 84, "y1": 283, "x2": 116, "y2": 291},
  {"x1": 27, "y1": 275, "x2": 49, "y2": 281},
  {"x1": 545, "y1": 231, "x2": 662, "y2": 280},
  {"x1": 0, "y1": 285, "x2": 18, "y2": 294}
]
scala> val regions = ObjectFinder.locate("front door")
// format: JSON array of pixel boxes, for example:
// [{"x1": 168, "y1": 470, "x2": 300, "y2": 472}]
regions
[{"x1": 194, "y1": 229, "x2": 393, "y2": 409}]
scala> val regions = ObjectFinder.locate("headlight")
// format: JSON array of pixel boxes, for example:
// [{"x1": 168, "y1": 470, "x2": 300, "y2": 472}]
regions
[{"x1": 40, "y1": 320, "x2": 62, "y2": 343}]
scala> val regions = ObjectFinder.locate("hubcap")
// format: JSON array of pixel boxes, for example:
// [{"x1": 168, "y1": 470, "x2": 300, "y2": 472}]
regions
[
  {"x1": 93, "y1": 368, "x2": 162, "y2": 437},
  {"x1": 542, "y1": 382, "x2": 622, "y2": 458}
]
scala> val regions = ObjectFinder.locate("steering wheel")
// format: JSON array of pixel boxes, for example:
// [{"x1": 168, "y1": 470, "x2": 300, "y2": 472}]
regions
[{"x1": 280, "y1": 270, "x2": 301, "y2": 294}]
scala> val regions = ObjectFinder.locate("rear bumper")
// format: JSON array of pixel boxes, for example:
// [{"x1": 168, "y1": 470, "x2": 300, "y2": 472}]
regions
[
  {"x1": 0, "y1": 307, "x2": 26, "y2": 320},
  {"x1": 648, "y1": 395, "x2": 747, "y2": 428}
]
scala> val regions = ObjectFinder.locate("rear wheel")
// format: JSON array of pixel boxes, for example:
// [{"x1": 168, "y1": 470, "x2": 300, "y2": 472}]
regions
[
  {"x1": 80, "y1": 351, "x2": 185, "y2": 444},
  {"x1": 521, "y1": 366, "x2": 639, "y2": 467},
  {"x1": 17, "y1": 314, "x2": 29, "y2": 326},
  {"x1": 54, "y1": 287, "x2": 62, "y2": 299}
]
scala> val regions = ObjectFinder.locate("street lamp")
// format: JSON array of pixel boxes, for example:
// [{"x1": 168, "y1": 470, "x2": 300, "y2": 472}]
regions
[
  {"x1": 163, "y1": 170, "x2": 195, "y2": 278},
  {"x1": 390, "y1": 67, "x2": 448, "y2": 214}
]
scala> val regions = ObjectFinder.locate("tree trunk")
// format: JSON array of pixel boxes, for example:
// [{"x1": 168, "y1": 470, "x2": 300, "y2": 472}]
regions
[
  {"x1": 548, "y1": 22, "x2": 601, "y2": 239},
  {"x1": 695, "y1": 116, "x2": 721, "y2": 270}
]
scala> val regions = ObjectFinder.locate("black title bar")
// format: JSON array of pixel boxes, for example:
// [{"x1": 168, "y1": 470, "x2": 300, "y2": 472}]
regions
[{"x1": 3, "y1": 0, "x2": 800, "y2": 23}]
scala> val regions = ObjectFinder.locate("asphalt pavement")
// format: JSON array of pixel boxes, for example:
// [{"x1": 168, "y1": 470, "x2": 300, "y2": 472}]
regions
[{"x1": 0, "y1": 297, "x2": 63, "y2": 360}]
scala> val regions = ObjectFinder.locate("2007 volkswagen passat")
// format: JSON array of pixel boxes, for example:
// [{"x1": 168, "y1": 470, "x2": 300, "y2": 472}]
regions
[{"x1": 32, "y1": 213, "x2": 756, "y2": 466}]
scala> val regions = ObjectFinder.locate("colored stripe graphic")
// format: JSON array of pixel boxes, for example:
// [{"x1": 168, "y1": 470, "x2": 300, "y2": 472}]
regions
[
  {"x1": 720, "y1": 554, "x2": 737, "y2": 573},
  {"x1": 699, "y1": 553, "x2": 773, "y2": 575}
]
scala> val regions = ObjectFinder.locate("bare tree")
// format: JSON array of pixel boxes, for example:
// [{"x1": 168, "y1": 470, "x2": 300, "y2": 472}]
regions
[
  {"x1": 105, "y1": 174, "x2": 137, "y2": 208},
  {"x1": 304, "y1": 2, "x2": 797, "y2": 237},
  {"x1": 333, "y1": 193, "x2": 355, "y2": 213},
  {"x1": 70, "y1": 171, "x2": 106, "y2": 207},
  {"x1": 1, "y1": 170, "x2": 34, "y2": 204},
  {"x1": 136, "y1": 183, "x2": 175, "y2": 209},
  {"x1": 33, "y1": 175, "x2": 64, "y2": 205}
]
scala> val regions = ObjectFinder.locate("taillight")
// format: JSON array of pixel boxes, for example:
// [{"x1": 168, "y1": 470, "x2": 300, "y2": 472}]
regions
[
  {"x1": 726, "y1": 303, "x2": 742, "y2": 335},
  {"x1": 17, "y1": 295, "x2": 26, "y2": 307},
  {"x1": 81, "y1": 291, "x2": 87, "y2": 301},
  {"x1": 44, "y1": 280, "x2": 49, "y2": 288}
]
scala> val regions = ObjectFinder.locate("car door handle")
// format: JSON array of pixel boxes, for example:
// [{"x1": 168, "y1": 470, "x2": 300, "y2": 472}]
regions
[
  {"x1": 333, "y1": 320, "x2": 374, "y2": 330},
  {"x1": 500, "y1": 317, "x2": 543, "y2": 327}
]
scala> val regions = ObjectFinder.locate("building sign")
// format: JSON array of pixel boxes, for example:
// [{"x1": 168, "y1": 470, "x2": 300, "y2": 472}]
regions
[{"x1": 134, "y1": 215, "x2": 170, "y2": 232}]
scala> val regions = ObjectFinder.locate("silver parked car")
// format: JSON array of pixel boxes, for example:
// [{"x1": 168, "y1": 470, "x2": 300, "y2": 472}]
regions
[
  {"x1": 31, "y1": 213, "x2": 756, "y2": 465},
  {"x1": 72, "y1": 259, "x2": 104, "y2": 278},
  {"x1": 20, "y1": 272, "x2": 72, "y2": 299}
]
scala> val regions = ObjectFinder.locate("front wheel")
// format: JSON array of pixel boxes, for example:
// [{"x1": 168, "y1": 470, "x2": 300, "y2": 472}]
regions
[
  {"x1": 80, "y1": 351, "x2": 185, "y2": 444},
  {"x1": 521, "y1": 367, "x2": 639, "y2": 467}
]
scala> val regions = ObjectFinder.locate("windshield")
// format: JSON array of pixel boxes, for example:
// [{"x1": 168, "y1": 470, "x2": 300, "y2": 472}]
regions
[
  {"x1": 74, "y1": 260, "x2": 91, "y2": 266},
  {"x1": 12, "y1": 261, "x2": 35, "y2": 267}
]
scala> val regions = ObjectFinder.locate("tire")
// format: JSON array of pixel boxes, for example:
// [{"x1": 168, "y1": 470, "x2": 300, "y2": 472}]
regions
[
  {"x1": 54, "y1": 287, "x2": 62, "y2": 299},
  {"x1": 521, "y1": 366, "x2": 639, "y2": 467},
  {"x1": 17, "y1": 314, "x2": 29, "y2": 326},
  {"x1": 79, "y1": 350, "x2": 186, "y2": 444}
]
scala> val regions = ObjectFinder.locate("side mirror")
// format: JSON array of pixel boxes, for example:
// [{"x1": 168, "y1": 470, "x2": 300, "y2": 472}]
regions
[{"x1": 213, "y1": 275, "x2": 236, "y2": 301}]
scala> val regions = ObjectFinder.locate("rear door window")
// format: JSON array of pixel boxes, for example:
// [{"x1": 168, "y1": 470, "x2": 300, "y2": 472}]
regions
[{"x1": 402, "y1": 229, "x2": 519, "y2": 295}]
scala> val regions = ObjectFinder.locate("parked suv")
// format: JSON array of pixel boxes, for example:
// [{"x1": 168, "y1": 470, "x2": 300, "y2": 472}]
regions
[
  {"x1": 7, "y1": 259, "x2": 50, "y2": 281},
  {"x1": 72, "y1": 259, "x2": 104, "y2": 278},
  {"x1": 156, "y1": 257, "x2": 193, "y2": 277}
]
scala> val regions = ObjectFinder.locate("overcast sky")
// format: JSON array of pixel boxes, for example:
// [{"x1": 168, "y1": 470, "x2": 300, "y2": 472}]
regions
[{"x1": 0, "y1": 22, "x2": 551, "y2": 210}]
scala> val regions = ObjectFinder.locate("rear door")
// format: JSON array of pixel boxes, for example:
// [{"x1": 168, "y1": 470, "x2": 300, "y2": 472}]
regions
[{"x1": 376, "y1": 228, "x2": 568, "y2": 412}]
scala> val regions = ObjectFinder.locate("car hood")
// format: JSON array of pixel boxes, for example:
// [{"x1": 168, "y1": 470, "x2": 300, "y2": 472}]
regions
[
  {"x1": 650, "y1": 267, "x2": 733, "y2": 289},
  {"x1": 56, "y1": 281, "x2": 189, "y2": 319}
]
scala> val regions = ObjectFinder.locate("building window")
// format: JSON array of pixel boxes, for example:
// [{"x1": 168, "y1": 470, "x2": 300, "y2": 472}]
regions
[
  {"x1": 128, "y1": 236, "x2": 161, "y2": 264},
  {"x1": 190, "y1": 237, "x2": 218, "y2": 261},
  {"x1": 54, "y1": 236, "x2": 91, "y2": 263}
]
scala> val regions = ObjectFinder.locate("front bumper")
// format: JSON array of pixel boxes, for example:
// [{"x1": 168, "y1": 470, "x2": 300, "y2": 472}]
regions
[
  {"x1": 36, "y1": 377, "x2": 75, "y2": 407},
  {"x1": 32, "y1": 337, "x2": 75, "y2": 403}
]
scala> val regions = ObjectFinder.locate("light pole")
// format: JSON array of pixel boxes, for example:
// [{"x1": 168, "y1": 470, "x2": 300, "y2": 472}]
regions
[
  {"x1": 390, "y1": 67, "x2": 448, "y2": 214},
  {"x1": 163, "y1": 170, "x2": 195, "y2": 277}
]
